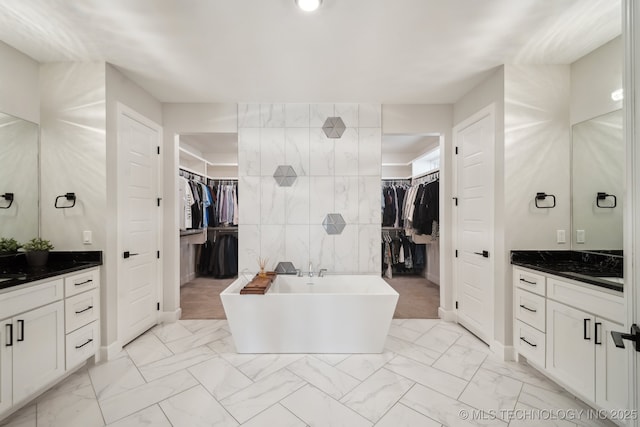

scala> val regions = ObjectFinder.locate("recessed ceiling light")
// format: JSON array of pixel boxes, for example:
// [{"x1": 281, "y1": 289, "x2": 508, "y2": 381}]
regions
[{"x1": 296, "y1": 0, "x2": 322, "y2": 12}]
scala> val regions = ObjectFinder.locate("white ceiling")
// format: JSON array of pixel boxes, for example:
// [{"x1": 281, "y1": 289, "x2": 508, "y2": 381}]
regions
[{"x1": 0, "y1": 0, "x2": 621, "y2": 104}]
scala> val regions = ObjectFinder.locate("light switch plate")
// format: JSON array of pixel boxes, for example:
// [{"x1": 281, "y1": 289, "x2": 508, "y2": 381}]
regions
[
  {"x1": 556, "y1": 230, "x2": 566, "y2": 243},
  {"x1": 576, "y1": 229, "x2": 585, "y2": 244},
  {"x1": 83, "y1": 230, "x2": 92, "y2": 244}
]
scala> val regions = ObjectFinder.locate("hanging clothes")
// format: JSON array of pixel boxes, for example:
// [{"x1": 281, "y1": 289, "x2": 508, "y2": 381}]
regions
[
  {"x1": 401, "y1": 173, "x2": 440, "y2": 243},
  {"x1": 197, "y1": 232, "x2": 238, "y2": 278}
]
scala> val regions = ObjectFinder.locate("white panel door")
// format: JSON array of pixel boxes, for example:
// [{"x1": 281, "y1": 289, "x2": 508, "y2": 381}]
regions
[
  {"x1": 455, "y1": 107, "x2": 494, "y2": 344},
  {"x1": 118, "y1": 108, "x2": 161, "y2": 346},
  {"x1": 12, "y1": 301, "x2": 64, "y2": 403}
]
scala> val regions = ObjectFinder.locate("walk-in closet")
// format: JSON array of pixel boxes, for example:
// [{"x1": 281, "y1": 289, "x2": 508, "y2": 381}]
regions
[
  {"x1": 178, "y1": 133, "x2": 238, "y2": 319},
  {"x1": 381, "y1": 134, "x2": 440, "y2": 318}
]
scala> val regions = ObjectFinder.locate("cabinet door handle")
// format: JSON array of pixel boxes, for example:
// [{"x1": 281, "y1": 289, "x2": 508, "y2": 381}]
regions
[
  {"x1": 5, "y1": 324, "x2": 12, "y2": 347},
  {"x1": 75, "y1": 279, "x2": 93, "y2": 286},
  {"x1": 519, "y1": 304, "x2": 537, "y2": 313},
  {"x1": 520, "y1": 337, "x2": 537, "y2": 347},
  {"x1": 584, "y1": 318, "x2": 591, "y2": 340},
  {"x1": 519, "y1": 278, "x2": 537, "y2": 285},
  {"x1": 595, "y1": 322, "x2": 602, "y2": 345},
  {"x1": 75, "y1": 305, "x2": 93, "y2": 314},
  {"x1": 75, "y1": 339, "x2": 93, "y2": 349},
  {"x1": 17, "y1": 319, "x2": 24, "y2": 342}
]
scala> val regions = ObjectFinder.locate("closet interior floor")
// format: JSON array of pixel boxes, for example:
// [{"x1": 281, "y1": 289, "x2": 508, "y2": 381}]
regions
[
  {"x1": 180, "y1": 275, "x2": 439, "y2": 320},
  {"x1": 180, "y1": 277, "x2": 235, "y2": 319},
  {"x1": 384, "y1": 276, "x2": 440, "y2": 319}
]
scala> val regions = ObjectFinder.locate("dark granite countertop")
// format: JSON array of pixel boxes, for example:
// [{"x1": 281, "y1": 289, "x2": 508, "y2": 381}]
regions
[
  {"x1": 0, "y1": 251, "x2": 102, "y2": 291},
  {"x1": 511, "y1": 250, "x2": 623, "y2": 292}
]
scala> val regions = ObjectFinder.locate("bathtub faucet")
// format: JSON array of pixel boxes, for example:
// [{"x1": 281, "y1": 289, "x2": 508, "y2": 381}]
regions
[{"x1": 318, "y1": 269, "x2": 327, "y2": 277}]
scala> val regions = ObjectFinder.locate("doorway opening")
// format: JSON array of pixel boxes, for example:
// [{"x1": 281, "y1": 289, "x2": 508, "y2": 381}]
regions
[
  {"x1": 178, "y1": 132, "x2": 238, "y2": 319},
  {"x1": 381, "y1": 133, "x2": 441, "y2": 318}
]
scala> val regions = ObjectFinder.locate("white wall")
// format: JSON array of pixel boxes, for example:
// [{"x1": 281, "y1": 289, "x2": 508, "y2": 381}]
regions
[
  {"x1": 237, "y1": 103, "x2": 382, "y2": 274},
  {"x1": 571, "y1": 36, "x2": 623, "y2": 125},
  {"x1": 0, "y1": 41, "x2": 39, "y2": 124},
  {"x1": 40, "y1": 62, "x2": 107, "y2": 251},
  {"x1": 504, "y1": 65, "x2": 571, "y2": 349}
]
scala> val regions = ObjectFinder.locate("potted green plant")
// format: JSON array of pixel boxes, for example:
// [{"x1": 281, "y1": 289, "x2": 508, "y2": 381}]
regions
[
  {"x1": 0, "y1": 238, "x2": 21, "y2": 255},
  {"x1": 22, "y1": 237, "x2": 54, "y2": 267}
]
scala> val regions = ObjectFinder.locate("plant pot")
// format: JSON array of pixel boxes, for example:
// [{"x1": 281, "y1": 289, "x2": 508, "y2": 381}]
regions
[{"x1": 25, "y1": 250, "x2": 49, "y2": 267}]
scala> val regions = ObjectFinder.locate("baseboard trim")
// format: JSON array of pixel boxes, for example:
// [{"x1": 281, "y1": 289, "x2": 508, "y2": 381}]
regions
[
  {"x1": 99, "y1": 340, "x2": 123, "y2": 362},
  {"x1": 427, "y1": 273, "x2": 440, "y2": 285},
  {"x1": 159, "y1": 307, "x2": 182, "y2": 323},
  {"x1": 438, "y1": 307, "x2": 457, "y2": 321},
  {"x1": 490, "y1": 341, "x2": 515, "y2": 361}
]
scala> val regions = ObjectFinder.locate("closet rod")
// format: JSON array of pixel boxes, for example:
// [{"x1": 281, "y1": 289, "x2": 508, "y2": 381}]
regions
[
  {"x1": 412, "y1": 169, "x2": 439, "y2": 184},
  {"x1": 179, "y1": 167, "x2": 206, "y2": 182}
]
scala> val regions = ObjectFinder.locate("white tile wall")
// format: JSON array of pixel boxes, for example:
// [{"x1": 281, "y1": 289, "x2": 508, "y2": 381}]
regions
[{"x1": 238, "y1": 103, "x2": 381, "y2": 274}]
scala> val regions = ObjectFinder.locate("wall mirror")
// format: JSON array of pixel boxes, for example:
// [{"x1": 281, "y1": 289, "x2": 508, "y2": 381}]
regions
[
  {"x1": 0, "y1": 112, "x2": 39, "y2": 245},
  {"x1": 571, "y1": 109, "x2": 623, "y2": 254}
]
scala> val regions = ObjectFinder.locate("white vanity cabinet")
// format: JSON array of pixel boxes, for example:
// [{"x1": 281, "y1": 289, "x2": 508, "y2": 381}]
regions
[
  {"x1": 513, "y1": 266, "x2": 629, "y2": 418},
  {"x1": 0, "y1": 279, "x2": 65, "y2": 415},
  {"x1": 513, "y1": 268, "x2": 547, "y2": 367},
  {"x1": 0, "y1": 267, "x2": 100, "y2": 420}
]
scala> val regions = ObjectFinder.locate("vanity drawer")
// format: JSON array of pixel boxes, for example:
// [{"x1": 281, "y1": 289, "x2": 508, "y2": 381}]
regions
[
  {"x1": 64, "y1": 268, "x2": 99, "y2": 297},
  {"x1": 547, "y1": 278, "x2": 624, "y2": 323},
  {"x1": 65, "y1": 289, "x2": 99, "y2": 333},
  {"x1": 66, "y1": 320, "x2": 99, "y2": 370},
  {"x1": 0, "y1": 279, "x2": 63, "y2": 318},
  {"x1": 515, "y1": 288, "x2": 546, "y2": 332},
  {"x1": 513, "y1": 268, "x2": 546, "y2": 296},
  {"x1": 515, "y1": 320, "x2": 546, "y2": 368}
]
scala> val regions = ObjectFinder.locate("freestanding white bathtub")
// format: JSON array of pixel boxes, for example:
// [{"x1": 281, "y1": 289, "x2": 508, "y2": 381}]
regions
[{"x1": 220, "y1": 274, "x2": 399, "y2": 353}]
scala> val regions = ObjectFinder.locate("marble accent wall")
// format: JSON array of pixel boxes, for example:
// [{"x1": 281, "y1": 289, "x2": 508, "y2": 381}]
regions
[{"x1": 237, "y1": 103, "x2": 382, "y2": 274}]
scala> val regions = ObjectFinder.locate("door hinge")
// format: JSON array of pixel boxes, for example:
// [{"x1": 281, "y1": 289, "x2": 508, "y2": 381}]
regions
[
  {"x1": 455, "y1": 250, "x2": 458, "y2": 258},
  {"x1": 455, "y1": 301, "x2": 459, "y2": 309},
  {"x1": 157, "y1": 197, "x2": 162, "y2": 207},
  {"x1": 455, "y1": 146, "x2": 458, "y2": 155},
  {"x1": 453, "y1": 197, "x2": 458, "y2": 206},
  {"x1": 157, "y1": 251, "x2": 160, "y2": 259},
  {"x1": 157, "y1": 146, "x2": 160, "y2": 155},
  {"x1": 157, "y1": 302, "x2": 160, "y2": 311}
]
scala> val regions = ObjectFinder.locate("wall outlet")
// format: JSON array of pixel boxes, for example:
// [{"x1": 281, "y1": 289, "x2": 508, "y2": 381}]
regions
[
  {"x1": 83, "y1": 230, "x2": 92, "y2": 245},
  {"x1": 556, "y1": 229, "x2": 566, "y2": 244},
  {"x1": 576, "y1": 229, "x2": 585, "y2": 244}
]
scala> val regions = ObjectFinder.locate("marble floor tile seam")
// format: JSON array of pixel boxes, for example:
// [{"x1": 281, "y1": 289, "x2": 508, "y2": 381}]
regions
[
  {"x1": 83, "y1": 364, "x2": 110, "y2": 424},
  {"x1": 283, "y1": 383, "x2": 381, "y2": 426},
  {"x1": 479, "y1": 359, "x2": 568, "y2": 396},
  {"x1": 386, "y1": 347, "x2": 481, "y2": 387},
  {"x1": 239, "y1": 402, "x2": 309, "y2": 427},
  {"x1": 340, "y1": 371, "x2": 418, "y2": 424},
  {"x1": 387, "y1": 325, "x2": 462, "y2": 359}
]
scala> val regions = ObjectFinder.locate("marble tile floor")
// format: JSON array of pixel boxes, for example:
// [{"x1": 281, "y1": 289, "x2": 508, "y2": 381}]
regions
[{"x1": 0, "y1": 319, "x2": 615, "y2": 427}]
